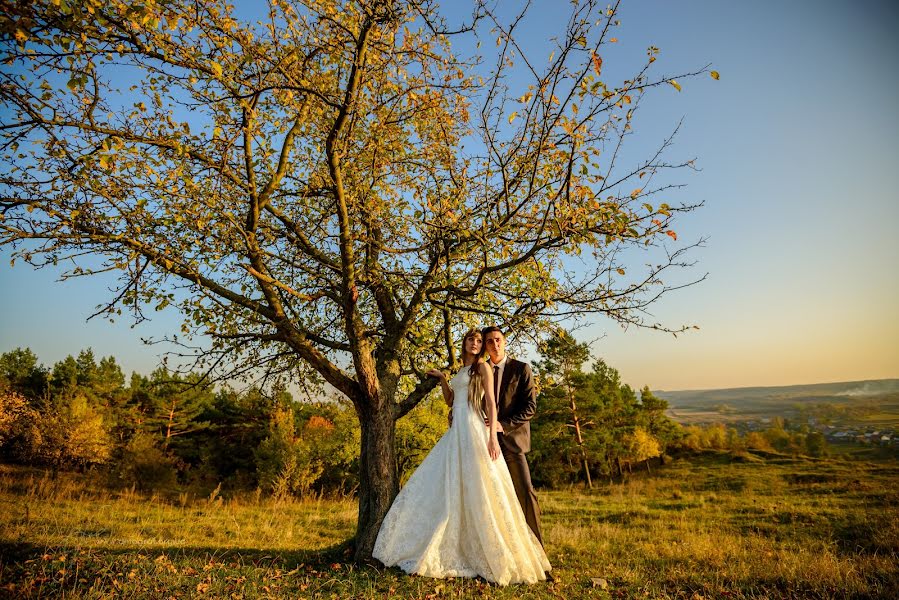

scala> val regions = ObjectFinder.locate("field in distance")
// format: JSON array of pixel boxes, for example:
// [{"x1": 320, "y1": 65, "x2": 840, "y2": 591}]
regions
[{"x1": 658, "y1": 379, "x2": 899, "y2": 430}]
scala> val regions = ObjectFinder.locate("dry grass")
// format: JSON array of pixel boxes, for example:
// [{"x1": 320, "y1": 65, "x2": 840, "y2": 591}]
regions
[{"x1": 1, "y1": 453, "x2": 897, "y2": 599}]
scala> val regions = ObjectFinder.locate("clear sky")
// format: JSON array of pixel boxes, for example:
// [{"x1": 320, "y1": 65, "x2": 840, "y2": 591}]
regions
[{"x1": 1, "y1": 0, "x2": 897, "y2": 392}]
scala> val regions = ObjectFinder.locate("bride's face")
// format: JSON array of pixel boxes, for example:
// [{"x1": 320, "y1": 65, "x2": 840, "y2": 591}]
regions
[{"x1": 464, "y1": 334, "x2": 483, "y2": 357}]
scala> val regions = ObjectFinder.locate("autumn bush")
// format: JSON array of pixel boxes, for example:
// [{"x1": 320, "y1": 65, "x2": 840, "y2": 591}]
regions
[{"x1": 112, "y1": 430, "x2": 179, "y2": 491}]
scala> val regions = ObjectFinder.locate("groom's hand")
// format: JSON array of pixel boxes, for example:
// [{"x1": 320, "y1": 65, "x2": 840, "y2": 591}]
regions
[
  {"x1": 484, "y1": 418, "x2": 503, "y2": 433},
  {"x1": 448, "y1": 410, "x2": 453, "y2": 427}
]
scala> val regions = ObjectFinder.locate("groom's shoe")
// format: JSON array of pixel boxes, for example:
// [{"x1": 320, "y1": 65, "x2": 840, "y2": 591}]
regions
[{"x1": 544, "y1": 571, "x2": 555, "y2": 582}]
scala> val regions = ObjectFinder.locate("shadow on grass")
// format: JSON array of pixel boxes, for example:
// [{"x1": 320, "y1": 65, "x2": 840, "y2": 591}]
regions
[
  {"x1": 0, "y1": 537, "x2": 358, "y2": 570},
  {"x1": 697, "y1": 475, "x2": 748, "y2": 492},
  {"x1": 833, "y1": 518, "x2": 899, "y2": 556}
]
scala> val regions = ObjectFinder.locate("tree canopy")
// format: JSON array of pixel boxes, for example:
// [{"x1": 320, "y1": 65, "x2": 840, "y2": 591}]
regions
[{"x1": 0, "y1": 0, "x2": 707, "y2": 559}]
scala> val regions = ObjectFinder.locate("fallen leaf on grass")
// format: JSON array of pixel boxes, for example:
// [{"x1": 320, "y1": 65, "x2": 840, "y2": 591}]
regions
[{"x1": 592, "y1": 577, "x2": 609, "y2": 589}]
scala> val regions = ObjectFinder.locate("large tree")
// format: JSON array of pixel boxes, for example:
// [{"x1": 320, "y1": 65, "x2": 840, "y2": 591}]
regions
[{"x1": 0, "y1": 0, "x2": 706, "y2": 560}]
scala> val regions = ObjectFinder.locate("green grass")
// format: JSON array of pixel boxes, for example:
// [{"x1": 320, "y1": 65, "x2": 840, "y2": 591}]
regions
[{"x1": 2, "y1": 454, "x2": 898, "y2": 599}]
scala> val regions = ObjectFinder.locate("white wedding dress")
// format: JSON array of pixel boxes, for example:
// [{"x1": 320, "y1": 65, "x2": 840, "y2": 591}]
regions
[{"x1": 373, "y1": 368, "x2": 551, "y2": 585}]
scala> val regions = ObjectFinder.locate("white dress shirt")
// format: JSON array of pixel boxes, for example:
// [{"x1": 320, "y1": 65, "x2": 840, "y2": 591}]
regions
[{"x1": 490, "y1": 355, "x2": 509, "y2": 401}]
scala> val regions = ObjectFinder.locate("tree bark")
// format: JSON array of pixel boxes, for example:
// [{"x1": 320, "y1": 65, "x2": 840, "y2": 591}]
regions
[
  {"x1": 354, "y1": 400, "x2": 397, "y2": 562},
  {"x1": 566, "y1": 381, "x2": 592, "y2": 489}
]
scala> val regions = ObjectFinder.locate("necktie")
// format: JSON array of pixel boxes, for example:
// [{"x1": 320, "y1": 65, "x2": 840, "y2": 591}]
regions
[{"x1": 493, "y1": 364, "x2": 500, "y2": 403}]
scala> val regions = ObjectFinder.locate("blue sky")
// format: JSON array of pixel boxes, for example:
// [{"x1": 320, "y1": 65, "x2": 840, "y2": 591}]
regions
[{"x1": 2, "y1": 0, "x2": 897, "y2": 391}]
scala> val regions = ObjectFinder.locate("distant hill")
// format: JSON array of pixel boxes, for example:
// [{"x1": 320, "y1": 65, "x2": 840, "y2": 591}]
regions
[
  {"x1": 657, "y1": 379, "x2": 899, "y2": 406},
  {"x1": 655, "y1": 379, "x2": 899, "y2": 426}
]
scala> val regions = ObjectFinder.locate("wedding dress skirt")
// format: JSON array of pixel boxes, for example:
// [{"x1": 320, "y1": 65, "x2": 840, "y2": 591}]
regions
[{"x1": 373, "y1": 368, "x2": 551, "y2": 585}]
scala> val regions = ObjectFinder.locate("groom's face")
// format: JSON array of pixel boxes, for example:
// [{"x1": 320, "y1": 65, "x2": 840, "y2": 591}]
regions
[{"x1": 485, "y1": 331, "x2": 506, "y2": 363}]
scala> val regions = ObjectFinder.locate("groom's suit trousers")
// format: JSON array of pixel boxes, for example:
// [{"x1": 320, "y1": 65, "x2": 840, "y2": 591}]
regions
[{"x1": 502, "y1": 447, "x2": 544, "y2": 547}]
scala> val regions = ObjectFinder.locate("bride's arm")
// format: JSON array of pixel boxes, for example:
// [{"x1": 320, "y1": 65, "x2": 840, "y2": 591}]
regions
[
  {"x1": 480, "y1": 362, "x2": 501, "y2": 460},
  {"x1": 426, "y1": 369, "x2": 454, "y2": 407}
]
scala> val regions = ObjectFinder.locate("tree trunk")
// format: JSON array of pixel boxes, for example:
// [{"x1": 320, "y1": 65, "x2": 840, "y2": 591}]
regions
[
  {"x1": 353, "y1": 401, "x2": 398, "y2": 563},
  {"x1": 566, "y1": 382, "x2": 592, "y2": 489},
  {"x1": 164, "y1": 399, "x2": 175, "y2": 447}
]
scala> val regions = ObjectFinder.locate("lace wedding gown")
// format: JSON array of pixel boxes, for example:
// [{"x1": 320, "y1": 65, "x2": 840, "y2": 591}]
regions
[{"x1": 373, "y1": 368, "x2": 551, "y2": 585}]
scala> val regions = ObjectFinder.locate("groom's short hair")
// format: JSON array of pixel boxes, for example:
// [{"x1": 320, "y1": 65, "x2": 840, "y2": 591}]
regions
[{"x1": 481, "y1": 325, "x2": 505, "y2": 339}]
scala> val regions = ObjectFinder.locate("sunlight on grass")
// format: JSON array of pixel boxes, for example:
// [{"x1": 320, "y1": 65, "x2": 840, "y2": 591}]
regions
[{"x1": 2, "y1": 454, "x2": 898, "y2": 598}]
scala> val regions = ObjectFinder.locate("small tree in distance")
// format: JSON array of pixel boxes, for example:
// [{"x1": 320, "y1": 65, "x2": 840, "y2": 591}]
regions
[{"x1": 0, "y1": 0, "x2": 709, "y2": 560}]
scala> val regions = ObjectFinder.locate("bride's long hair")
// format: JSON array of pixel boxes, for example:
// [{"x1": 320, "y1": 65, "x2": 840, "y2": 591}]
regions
[{"x1": 460, "y1": 328, "x2": 486, "y2": 415}]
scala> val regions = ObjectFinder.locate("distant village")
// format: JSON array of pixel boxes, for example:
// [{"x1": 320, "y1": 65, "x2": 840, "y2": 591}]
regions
[
  {"x1": 662, "y1": 382, "x2": 899, "y2": 451},
  {"x1": 739, "y1": 417, "x2": 898, "y2": 447}
]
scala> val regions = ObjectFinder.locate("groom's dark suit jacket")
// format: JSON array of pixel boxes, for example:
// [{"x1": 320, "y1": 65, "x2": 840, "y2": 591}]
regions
[{"x1": 495, "y1": 358, "x2": 538, "y2": 454}]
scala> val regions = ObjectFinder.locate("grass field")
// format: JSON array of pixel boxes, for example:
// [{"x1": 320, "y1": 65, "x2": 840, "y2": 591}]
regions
[{"x1": 2, "y1": 453, "x2": 897, "y2": 599}]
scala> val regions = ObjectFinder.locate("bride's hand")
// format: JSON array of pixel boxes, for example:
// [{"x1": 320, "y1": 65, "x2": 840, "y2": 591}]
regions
[
  {"x1": 487, "y1": 435, "x2": 500, "y2": 461},
  {"x1": 426, "y1": 369, "x2": 445, "y2": 380}
]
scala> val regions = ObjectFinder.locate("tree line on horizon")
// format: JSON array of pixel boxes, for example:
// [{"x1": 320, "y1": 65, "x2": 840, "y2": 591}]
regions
[{"x1": 0, "y1": 340, "x2": 828, "y2": 497}]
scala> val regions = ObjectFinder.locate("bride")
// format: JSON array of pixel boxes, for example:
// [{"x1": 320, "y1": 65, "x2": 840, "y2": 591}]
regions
[{"x1": 373, "y1": 329, "x2": 551, "y2": 585}]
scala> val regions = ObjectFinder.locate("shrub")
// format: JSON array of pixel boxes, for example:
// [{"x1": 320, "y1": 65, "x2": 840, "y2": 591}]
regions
[
  {"x1": 255, "y1": 406, "x2": 321, "y2": 498},
  {"x1": 23, "y1": 392, "x2": 113, "y2": 471},
  {"x1": 0, "y1": 386, "x2": 36, "y2": 456},
  {"x1": 114, "y1": 431, "x2": 179, "y2": 491},
  {"x1": 744, "y1": 431, "x2": 774, "y2": 451}
]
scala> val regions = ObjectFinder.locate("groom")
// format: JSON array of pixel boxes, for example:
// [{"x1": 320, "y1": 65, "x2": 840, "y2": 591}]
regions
[{"x1": 481, "y1": 325, "x2": 544, "y2": 547}]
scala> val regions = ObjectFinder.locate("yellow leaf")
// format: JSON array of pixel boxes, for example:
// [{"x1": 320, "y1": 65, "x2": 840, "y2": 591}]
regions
[
  {"x1": 710, "y1": 70, "x2": 720, "y2": 80},
  {"x1": 508, "y1": 112, "x2": 518, "y2": 124},
  {"x1": 591, "y1": 53, "x2": 603, "y2": 76},
  {"x1": 630, "y1": 188, "x2": 642, "y2": 199},
  {"x1": 668, "y1": 80, "x2": 681, "y2": 92},
  {"x1": 616, "y1": 268, "x2": 625, "y2": 275},
  {"x1": 209, "y1": 62, "x2": 223, "y2": 78}
]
